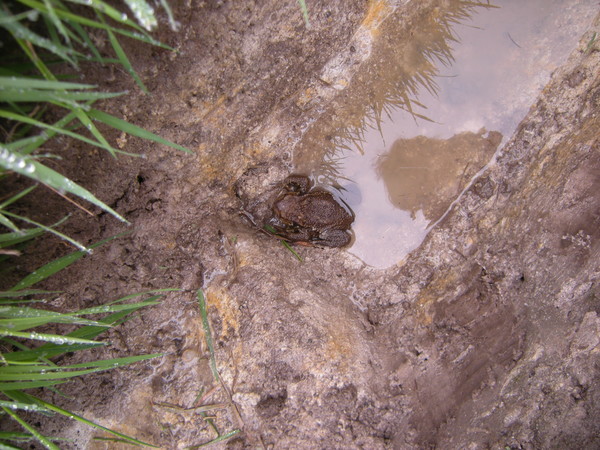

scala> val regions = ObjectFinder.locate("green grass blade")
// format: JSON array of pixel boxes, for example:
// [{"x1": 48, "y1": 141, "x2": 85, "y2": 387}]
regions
[
  {"x1": 0, "y1": 213, "x2": 21, "y2": 233},
  {"x1": 0, "y1": 379, "x2": 68, "y2": 390},
  {"x1": 69, "y1": 20, "x2": 103, "y2": 62},
  {"x1": 103, "y1": 20, "x2": 148, "y2": 93},
  {"x1": 0, "y1": 304, "x2": 108, "y2": 330},
  {"x1": 66, "y1": 0, "x2": 148, "y2": 31},
  {"x1": 0, "y1": 299, "x2": 52, "y2": 305},
  {"x1": 71, "y1": 107, "x2": 121, "y2": 157},
  {"x1": 0, "y1": 88, "x2": 124, "y2": 103},
  {"x1": 13, "y1": 38, "x2": 54, "y2": 80},
  {"x1": 42, "y1": 0, "x2": 72, "y2": 45},
  {"x1": 0, "y1": 358, "x2": 157, "y2": 380},
  {"x1": 186, "y1": 429, "x2": 242, "y2": 449},
  {"x1": 0, "y1": 316, "x2": 106, "y2": 332},
  {"x1": 297, "y1": 0, "x2": 310, "y2": 28},
  {"x1": 87, "y1": 109, "x2": 192, "y2": 153},
  {"x1": 0, "y1": 354, "x2": 161, "y2": 373},
  {"x1": 3, "y1": 343, "x2": 100, "y2": 363},
  {"x1": 0, "y1": 9, "x2": 38, "y2": 25},
  {"x1": 2, "y1": 211, "x2": 88, "y2": 252},
  {"x1": 76, "y1": 300, "x2": 161, "y2": 315},
  {"x1": 0, "y1": 400, "x2": 52, "y2": 413},
  {"x1": 10, "y1": 232, "x2": 127, "y2": 291},
  {"x1": 158, "y1": 0, "x2": 180, "y2": 31},
  {"x1": 0, "y1": 430, "x2": 36, "y2": 445},
  {"x1": 0, "y1": 109, "x2": 119, "y2": 155},
  {"x1": 0, "y1": 146, "x2": 128, "y2": 223},
  {"x1": 0, "y1": 76, "x2": 95, "y2": 90},
  {"x1": 52, "y1": 353, "x2": 162, "y2": 370},
  {"x1": 0, "y1": 329, "x2": 106, "y2": 346},
  {"x1": 6, "y1": 135, "x2": 50, "y2": 153},
  {"x1": 281, "y1": 240, "x2": 303, "y2": 261},
  {"x1": 4, "y1": 292, "x2": 160, "y2": 363},
  {"x1": 0, "y1": 227, "x2": 46, "y2": 249},
  {"x1": 0, "y1": 289, "x2": 55, "y2": 298},
  {"x1": 1, "y1": 407, "x2": 59, "y2": 450},
  {"x1": 123, "y1": 0, "x2": 157, "y2": 31},
  {"x1": 197, "y1": 290, "x2": 219, "y2": 382},
  {"x1": 28, "y1": 395, "x2": 160, "y2": 447},
  {"x1": 18, "y1": 0, "x2": 172, "y2": 49},
  {"x1": 0, "y1": 185, "x2": 36, "y2": 209},
  {"x1": 0, "y1": 214, "x2": 67, "y2": 250},
  {"x1": 0, "y1": 9, "x2": 76, "y2": 67}
]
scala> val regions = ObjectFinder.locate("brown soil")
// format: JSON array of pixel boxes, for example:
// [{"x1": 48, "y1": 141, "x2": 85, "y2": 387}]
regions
[{"x1": 2, "y1": 0, "x2": 600, "y2": 448}]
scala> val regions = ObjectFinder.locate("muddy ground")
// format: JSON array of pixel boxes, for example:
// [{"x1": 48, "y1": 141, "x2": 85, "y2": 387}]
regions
[{"x1": 3, "y1": 0, "x2": 600, "y2": 448}]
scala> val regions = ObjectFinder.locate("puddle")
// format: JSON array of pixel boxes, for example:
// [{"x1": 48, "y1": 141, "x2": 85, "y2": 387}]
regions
[{"x1": 294, "y1": 0, "x2": 597, "y2": 269}]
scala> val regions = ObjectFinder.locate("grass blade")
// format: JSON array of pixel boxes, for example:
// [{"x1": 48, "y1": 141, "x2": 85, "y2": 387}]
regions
[
  {"x1": 197, "y1": 290, "x2": 219, "y2": 382},
  {"x1": 123, "y1": 0, "x2": 157, "y2": 31},
  {"x1": 0, "y1": 76, "x2": 95, "y2": 90},
  {"x1": 158, "y1": 0, "x2": 180, "y2": 31},
  {"x1": 0, "y1": 109, "x2": 120, "y2": 156},
  {"x1": 0, "y1": 400, "x2": 52, "y2": 413},
  {"x1": 0, "y1": 329, "x2": 106, "y2": 346},
  {"x1": 104, "y1": 19, "x2": 148, "y2": 93},
  {"x1": 88, "y1": 109, "x2": 192, "y2": 153},
  {"x1": 71, "y1": 107, "x2": 117, "y2": 157},
  {"x1": 0, "y1": 8, "x2": 76, "y2": 67},
  {"x1": 0, "y1": 289, "x2": 55, "y2": 298},
  {"x1": 0, "y1": 146, "x2": 128, "y2": 223},
  {"x1": 0, "y1": 355, "x2": 160, "y2": 380},
  {"x1": 10, "y1": 232, "x2": 128, "y2": 291},
  {"x1": 4, "y1": 111, "x2": 142, "y2": 160},
  {"x1": 42, "y1": 0, "x2": 72, "y2": 45},
  {"x1": 187, "y1": 429, "x2": 242, "y2": 449},
  {"x1": 1, "y1": 407, "x2": 59, "y2": 450},
  {"x1": 297, "y1": 0, "x2": 310, "y2": 28},
  {"x1": 0, "y1": 316, "x2": 105, "y2": 332},
  {"x1": 0, "y1": 379, "x2": 69, "y2": 390},
  {"x1": 0, "y1": 213, "x2": 21, "y2": 233},
  {"x1": 2, "y1": 211, "x2": 88, "y2": 252},
  {"x1": 29, "y1": 395, "x2": 160, "y2": 447},
  {"x1": 0, "y1": 185, "x2": 37, "y2": 209},
  {"x1": 281, "y1": 240, "x2": 303, "y2": 261},
  {"x1": 0, "y1": 227, "x2": 47, "y2": 249},
  {"x1": 66, "y1": 0, "x2": 147, "y2": 31},
  {"x1": 76, "y1": 300, "x2": 161, "y2": 315},
  {"x1": 0, "y1": 88, "x2": 124, "y2": 103},
  {"x1": 18, "y1": 0, "x2": 172, "y2": 49}
]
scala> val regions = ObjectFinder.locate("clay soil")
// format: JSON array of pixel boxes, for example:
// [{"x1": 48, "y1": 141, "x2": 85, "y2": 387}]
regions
[{"x1": 2, "y1": 0, "x2": 600, "y2": 448}]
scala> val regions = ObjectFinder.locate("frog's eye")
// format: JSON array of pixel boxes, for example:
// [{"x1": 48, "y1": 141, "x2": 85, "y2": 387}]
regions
[{"x1": 287, "y1": 181, "x2": 302, "y2": 192}]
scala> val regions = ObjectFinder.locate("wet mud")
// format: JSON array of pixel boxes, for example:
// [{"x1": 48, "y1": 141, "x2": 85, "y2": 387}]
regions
[{"x1": 3, "y1": 0, "x2": 600, "y2": 448}]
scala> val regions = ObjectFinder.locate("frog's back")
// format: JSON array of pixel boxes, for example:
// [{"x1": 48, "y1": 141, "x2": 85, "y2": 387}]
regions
[{"x1": 299, "y1": 192, "x2": 353, "y2": 229}]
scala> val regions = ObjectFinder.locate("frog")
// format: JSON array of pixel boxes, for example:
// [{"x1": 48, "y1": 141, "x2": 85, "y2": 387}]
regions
[{"x1": 268, "y1": 175, "x2": 354, "y2": 248}]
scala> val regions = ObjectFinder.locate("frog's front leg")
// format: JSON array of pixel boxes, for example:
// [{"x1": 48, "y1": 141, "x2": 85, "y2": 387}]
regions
[{"x1": 282, "y1": 175, "x2": 311, "y2": 195}]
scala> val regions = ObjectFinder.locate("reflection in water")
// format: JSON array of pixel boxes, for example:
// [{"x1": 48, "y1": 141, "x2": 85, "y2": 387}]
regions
[
  {"x1": 294, "y1": 0, "x2": 596, "y2": 268},
  {"x1": 296, "y1": 0, "x2": 495, "y2": 172},
  {"x1": 377, "y1": 130, "x2": 501, "y2": 222}
]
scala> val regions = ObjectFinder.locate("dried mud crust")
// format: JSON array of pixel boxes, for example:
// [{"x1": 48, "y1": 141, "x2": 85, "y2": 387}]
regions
[{"x1": 4, "y1": 1, "x2": 599, "y2": 449}]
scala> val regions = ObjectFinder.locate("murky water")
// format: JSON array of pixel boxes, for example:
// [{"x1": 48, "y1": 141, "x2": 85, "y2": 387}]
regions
[{"x1": 295, "y1": 0, "x2": 597, "y2": 268}]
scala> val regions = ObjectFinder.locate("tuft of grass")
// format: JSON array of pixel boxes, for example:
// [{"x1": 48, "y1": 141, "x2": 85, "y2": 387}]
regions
[
  {"x1": 0, "y1": 255, "x2": 174, "y2": 447},
  {"x1": 1, "y1": 0, "x2": 191, "y2": 227},
  {"x1": 0, "y1": 0, "x2": 192, "y2": 446}
]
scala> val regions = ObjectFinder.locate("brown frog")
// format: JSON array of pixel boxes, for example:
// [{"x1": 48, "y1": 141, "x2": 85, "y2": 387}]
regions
[{"x1": 268, "y1": 175, "x2": 354, "y2": 248}]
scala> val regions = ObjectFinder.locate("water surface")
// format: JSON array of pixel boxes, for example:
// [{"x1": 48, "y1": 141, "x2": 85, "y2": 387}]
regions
[{"x1": 296, "y1": 0, "x2": 596, "y2": 268}]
